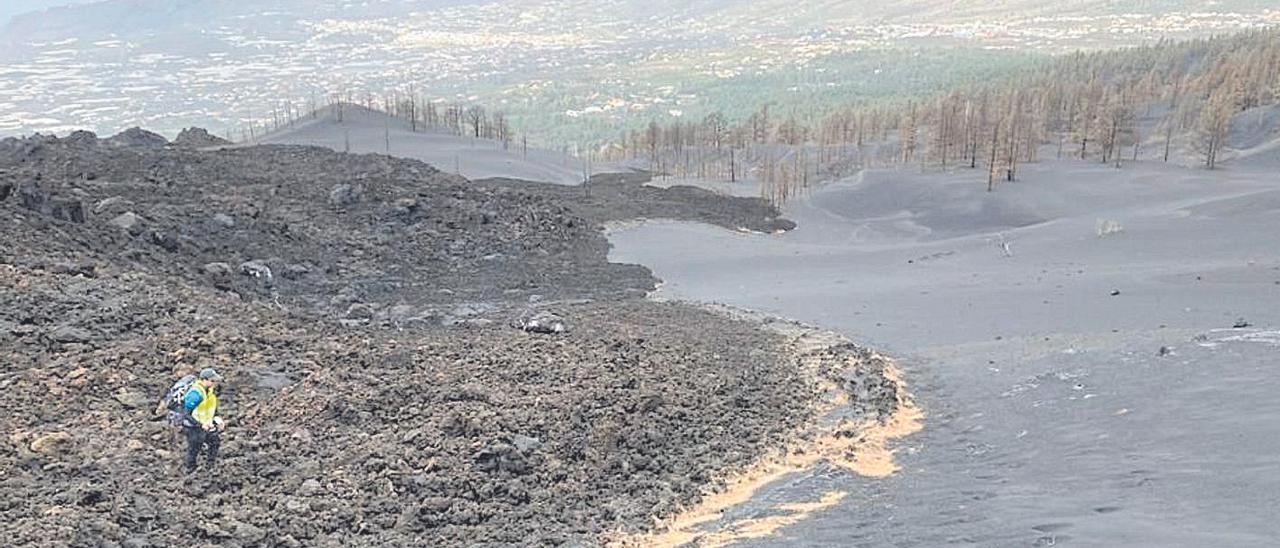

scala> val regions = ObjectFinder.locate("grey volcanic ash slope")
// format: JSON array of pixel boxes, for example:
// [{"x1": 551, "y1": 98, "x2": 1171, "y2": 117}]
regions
[{"x1": 0, "y1": 133, "x2": 830, "y2": 546}]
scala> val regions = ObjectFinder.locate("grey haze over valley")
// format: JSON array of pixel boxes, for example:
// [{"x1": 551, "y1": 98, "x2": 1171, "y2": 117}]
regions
[{"x1": 2, "y1": 1, "x2": 1277, "y2": 139}]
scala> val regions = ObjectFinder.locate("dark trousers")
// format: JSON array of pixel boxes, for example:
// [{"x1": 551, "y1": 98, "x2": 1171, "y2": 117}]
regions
[{"x1": 184, "y1": 426, "x2": 221, "y2": 472}]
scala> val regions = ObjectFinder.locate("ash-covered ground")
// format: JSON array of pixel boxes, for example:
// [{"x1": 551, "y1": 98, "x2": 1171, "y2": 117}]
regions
[
  {"x1": 610, "y1": 158, "x2": 1280, "y2": 546},
  {"x1": 0, "y1": 131, "x2": 885, "y2": 547}
]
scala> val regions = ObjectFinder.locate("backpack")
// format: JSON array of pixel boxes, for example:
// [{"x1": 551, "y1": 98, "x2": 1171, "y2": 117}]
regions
[{"x1": 162, "y1": 374, "x2": 197, "y2": 412}]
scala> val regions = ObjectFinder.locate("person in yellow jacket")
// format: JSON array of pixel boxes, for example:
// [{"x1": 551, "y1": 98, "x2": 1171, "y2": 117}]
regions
[{"x1": 181, "y1": 367, "x2": 225, "y2": 473}]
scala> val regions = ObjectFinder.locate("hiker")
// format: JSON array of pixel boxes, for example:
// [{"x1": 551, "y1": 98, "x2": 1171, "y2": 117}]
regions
[
  {"x1": 181, "y1": 367, "x2": 225, "y2": 473},
  {"x1": 156, "y1": 371, "x2": 200, "y2": 448}
]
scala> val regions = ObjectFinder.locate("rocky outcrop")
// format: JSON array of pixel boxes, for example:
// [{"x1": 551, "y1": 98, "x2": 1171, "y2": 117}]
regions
[
  {"x1": 105, "y1": 127, "x2": 168, "y2": 148},
  {"x1": 173, "y1": 127, "x2": 232, "y2": 148}
]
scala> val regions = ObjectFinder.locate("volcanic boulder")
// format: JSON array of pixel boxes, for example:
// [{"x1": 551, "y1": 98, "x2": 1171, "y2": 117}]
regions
[
  {"x1": 328, "y1": 184, "x2": 359, "y2": 208},
  {"x1": 29, "y1": 432, "x2": 73, "y2": 455},
  {"x1": 239, "y1": 260, "x2": 273, "y2": 282},
  {"x1": 17, "y1": 180, "x2": 45, "y2": 212},
  {"x1": 108, "y1": 212, "x2": 144, "y2": 235},
  {"x1": 513, "y1": 310, "x2": 571, "y2": 334}
]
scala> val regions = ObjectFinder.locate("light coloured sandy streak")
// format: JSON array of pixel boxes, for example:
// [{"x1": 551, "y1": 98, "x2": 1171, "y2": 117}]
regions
[{"x1": 609, "y1": 316, "x2": 924, "y2": 548}]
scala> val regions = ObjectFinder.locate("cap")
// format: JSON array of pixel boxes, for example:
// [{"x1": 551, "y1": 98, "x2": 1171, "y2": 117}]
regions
[{"x1": 198, "y1": 367, "x2": 224, "y2": 382}]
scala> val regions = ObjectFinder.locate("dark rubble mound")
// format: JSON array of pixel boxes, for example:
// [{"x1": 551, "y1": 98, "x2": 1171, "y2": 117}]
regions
[
  {"x1": 0, "y1": 265, "x2": 819, "y2": 547},
  {"x1": 487, "y1": 171, "x2": 796, "y2": 234},
  {"x1": 0, "y1": 132, "x2": 824, "y2": 546},
  {"x1": 0, "y1": 137, "x2": 656, "y2": 316},
  {"x1": 173, "y1": 127, "x2": 233, "y2": 148},
  {"x1": 64, "y1": 130, "x2": 100, "y2": 147},
  {"x1": 105, "y1": 127, "x2": 169, "y2": 148}
]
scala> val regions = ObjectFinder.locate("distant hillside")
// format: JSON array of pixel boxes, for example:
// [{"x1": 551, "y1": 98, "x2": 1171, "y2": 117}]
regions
[
  {"x1": 0, "y1": 0, "x2": 100, "y2": 28},
  {"x1": 787, "y1": 0, "x2": 1275, "y2": 24},
  {"x1": 1, "y1": 0, "x2": 495, "y2": 41},
  {"x1": 625, "y1": 29, "x2": 1280, "y2": 202},
  {"x1": 553, "y1": 0, "x2": 1276, "y2": 26},
  {"x1": 2, "y1": 0, "x2": 1275, "y2": 144},
  {"x1": 259, "y1": 104, "x2": 598, "y2": 185}
]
